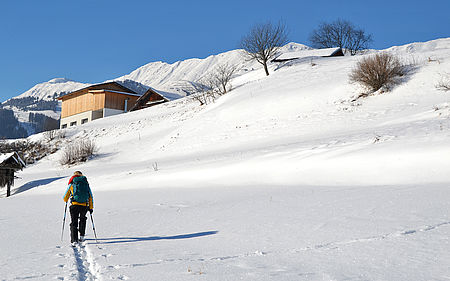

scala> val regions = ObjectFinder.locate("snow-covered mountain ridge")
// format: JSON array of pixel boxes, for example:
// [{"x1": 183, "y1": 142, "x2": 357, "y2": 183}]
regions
[{"x1": 2, "y1": 42, "x2": 310, "y2": 103}]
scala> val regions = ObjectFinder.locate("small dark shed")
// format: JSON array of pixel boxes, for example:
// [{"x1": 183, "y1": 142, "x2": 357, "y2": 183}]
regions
[
  {"x1": 272, "y1": 47, "x2": 345, "y2": 62},
  {"x1": 129, "y1": 88, "x2": 169, "y2": 111},
  {"x1": 0, "y1": 152, "x2": 26, "y2": 197}
]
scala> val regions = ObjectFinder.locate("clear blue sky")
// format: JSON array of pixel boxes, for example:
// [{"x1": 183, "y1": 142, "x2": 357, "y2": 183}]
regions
[{"x1": 0, "y1": 0, "x2": 449, "y2": 101}]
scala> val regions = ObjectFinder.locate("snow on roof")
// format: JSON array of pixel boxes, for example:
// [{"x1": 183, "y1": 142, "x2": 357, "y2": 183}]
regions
[
  {"x1": 58, "y1": 81, "x2": 139, "y2": 100},
  {"x1": 0, "y1": 152, "x2": 25, "y2": 167},
  {"x1": 274, "y1": 47, "x2": 343, "y2": 61},
  {"x1": 152, "y1": 88, "x2": 183, "y2": 101},
  {"x1": 0, "y1": 153, "x2": 14, "y2": 164}
]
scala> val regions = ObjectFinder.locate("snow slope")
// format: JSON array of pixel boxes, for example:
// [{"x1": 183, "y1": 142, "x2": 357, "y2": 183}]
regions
[{"x1": 1, "y1": 38, "x2": 450, "y2": 280}]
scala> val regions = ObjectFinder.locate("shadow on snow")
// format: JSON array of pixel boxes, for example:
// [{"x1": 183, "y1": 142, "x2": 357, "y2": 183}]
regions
[
  {"x1": 12, "y1": 176, "x2": 66, "y2": 195},
  {"x1": 88, "y1": 231, "x2": 219, "y2": 244}
]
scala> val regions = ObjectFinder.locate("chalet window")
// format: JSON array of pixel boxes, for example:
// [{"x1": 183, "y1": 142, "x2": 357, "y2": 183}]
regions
[
  {"x1": 61, "y1": 124, "x2": 67, "y2": 129},
  {"x1": 81, "y1": 118, "x2": 88, "y2": 124},
  {"x1": 70, "y1": 121, "x2": 77, "y2": 126}
]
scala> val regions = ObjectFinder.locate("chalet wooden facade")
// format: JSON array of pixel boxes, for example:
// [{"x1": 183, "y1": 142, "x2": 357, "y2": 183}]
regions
[
  {"x1": 57, "y1": 82, "x2": 140, "y2": 128},
  {"x1": 0, "y1": 152, "x2": 26, "y2": 197}
]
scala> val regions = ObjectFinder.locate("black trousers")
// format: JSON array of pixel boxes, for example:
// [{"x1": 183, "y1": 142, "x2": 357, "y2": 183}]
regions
[{"x1": 69, "y1": 205, "x2": 88, "y2": 243}]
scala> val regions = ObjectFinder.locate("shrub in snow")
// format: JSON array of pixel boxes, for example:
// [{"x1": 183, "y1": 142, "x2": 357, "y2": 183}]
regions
[
  {"x1": 349, "y1": 53, "x2": 407, "y2": 94},
  {"x1": 43, "y1": 129, "x2": 65, "y2": 143},
  {"x1": 436, "y1": 73, "x2": 450, "y2": 92},
  {"x1": 57, "y1": 130, "x2": 66, "y2": 139},
  {"x1": 60, "y1": 139, "x2": 97, "y2": 166},
  {"x1": 0, "y1": 140, "x2": 56, "y2": 164},
  {"x1": 43, "y1": 129, "x2": 57, "y2": 141}
]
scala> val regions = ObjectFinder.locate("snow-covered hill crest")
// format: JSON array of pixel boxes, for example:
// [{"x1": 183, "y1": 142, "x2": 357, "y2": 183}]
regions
[
  {"x1": 113, "y1": 42, "x2": 310, "y2": 95},
  {"x1": 12, "y1": 78, "x2": 90, "y2": 102}
]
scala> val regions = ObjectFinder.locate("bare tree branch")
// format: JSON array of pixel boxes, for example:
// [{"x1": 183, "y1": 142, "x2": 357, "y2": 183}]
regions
[
  {"x1": 190, "y1": 63, "x2": 238, "y2": 105},
  {"x1": 240, "y1": 21, "x2": 288, "y2": 76},
  {"x1": 309, "y1": 19, "x2": 372, "y2": 55},
  {"x1": 214, "y1": 63, "x2": 238, "y2": 95}
]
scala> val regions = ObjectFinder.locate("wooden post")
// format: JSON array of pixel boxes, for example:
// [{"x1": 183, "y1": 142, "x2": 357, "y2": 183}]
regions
[{"x1": 6, "y1": 169, "x2": 13, "y2": 197}]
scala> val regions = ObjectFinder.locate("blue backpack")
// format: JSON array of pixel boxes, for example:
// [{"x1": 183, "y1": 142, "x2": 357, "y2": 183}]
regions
[{"x1": 72, "y1": 176, "x2": 90, "y2": 203}]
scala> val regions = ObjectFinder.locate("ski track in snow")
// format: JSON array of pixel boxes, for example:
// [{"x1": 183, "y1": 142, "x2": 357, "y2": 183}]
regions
[
  {"x1": 293, "y1": 220, "x2": 450, "y2": 252},
  {"x1": 69, "y1": 243, "x2": 103, "y2": 281}
]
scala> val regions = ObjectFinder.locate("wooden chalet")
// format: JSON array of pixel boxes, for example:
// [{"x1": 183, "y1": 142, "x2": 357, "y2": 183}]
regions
[
  {"x1": 0, "y1": 152, "x2": 26, "y2": 197},
  {"x1": 129, "y1": 88, "x2": 169, "y2": 111},
  {"x1": 57, "y1": 82, "x2": 141, "y2": 128}
]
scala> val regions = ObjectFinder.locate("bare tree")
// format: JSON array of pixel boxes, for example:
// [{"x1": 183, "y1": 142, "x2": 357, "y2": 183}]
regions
[
  {"x1": 191, "y1": 63, "x2": 238, "y2": 105},
  {"x1": 214, "y1": 63, "x2": 238, "y2": 95},
  {"x1": 190, "y1": 76, "x2": 217, "y2": 106},
  {"x1": 241, "y1": 21, "x2": 288, "y2": 76},
  {"x1": 309, "y1": 19, "x2": 372, "y2": 55},
  {"x1": 190, "y1": 88, "x2": 212, "y2": 106}
]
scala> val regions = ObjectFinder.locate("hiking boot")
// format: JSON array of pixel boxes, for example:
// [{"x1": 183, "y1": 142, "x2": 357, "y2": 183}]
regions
[
  {"x1": 79, "y1": 236, "x2": 85, "y2": 242},
  {"x1": 71, "y1": 242, "x2": 78, "y2": 247}
]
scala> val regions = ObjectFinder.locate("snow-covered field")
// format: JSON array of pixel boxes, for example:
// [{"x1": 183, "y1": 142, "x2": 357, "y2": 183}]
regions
[{"x1": 1, "y1": 38, "x2": 450, "y2": 280}]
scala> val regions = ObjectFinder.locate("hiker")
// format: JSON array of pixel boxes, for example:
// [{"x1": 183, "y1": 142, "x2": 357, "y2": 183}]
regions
[{"x1": 63, "y1": 171, "x2": 94, "y2": 245}]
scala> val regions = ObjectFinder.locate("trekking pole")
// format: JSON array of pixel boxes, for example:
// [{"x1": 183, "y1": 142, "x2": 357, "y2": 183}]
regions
[
  {"x1": 61, "y1": 201, "x2": 68, "y2": 242},
  {"x1": 89, "y1": 212, "x2": 98, "y2": 243}
]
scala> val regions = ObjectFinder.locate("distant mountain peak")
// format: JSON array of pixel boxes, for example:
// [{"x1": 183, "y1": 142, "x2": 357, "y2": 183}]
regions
[
  {"x1": 281, "y1": 42, "x2": 312, "y2": 52},
  {"x1": 12, "y1": 78, "x2": 90, "y2": 102},
  {"x1": 47, "y1": 78, "x2": 74, "y2": 84}
]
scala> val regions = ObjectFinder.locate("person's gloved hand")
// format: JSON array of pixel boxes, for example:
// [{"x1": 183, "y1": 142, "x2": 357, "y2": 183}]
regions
[{"x1": 89, "y1": 209, "x2": 93, "y2": 214}]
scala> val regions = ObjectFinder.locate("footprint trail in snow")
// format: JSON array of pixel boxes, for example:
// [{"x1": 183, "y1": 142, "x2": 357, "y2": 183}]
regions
[{"x1": 70, "y1": 242, "x2": 103, "y2": 281}]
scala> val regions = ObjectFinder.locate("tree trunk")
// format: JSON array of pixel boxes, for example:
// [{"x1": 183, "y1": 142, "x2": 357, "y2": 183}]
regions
[
  {"x1": 7, "y1": 182, "x2": 10, "y2": 197},
  {"x1": 263, "y1": 62, "x2": 270, "y2": 76}
]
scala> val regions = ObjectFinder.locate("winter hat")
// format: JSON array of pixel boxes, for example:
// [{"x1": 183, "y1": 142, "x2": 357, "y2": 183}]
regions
[{"x1": 74, "y1": 171, "x2": 83, "y2": 176}]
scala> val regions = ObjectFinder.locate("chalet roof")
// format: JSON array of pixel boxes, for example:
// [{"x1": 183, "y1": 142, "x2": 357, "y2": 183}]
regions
[
  {"x1": 129, "y1": 88, "x2": 168, "y2": 111},
  {"x1": 0, "y1": 152, "x2": 26, "y2": 170},
  {"x1": 57, "y1": 81, "x2": 139, "y2": 100},
  {"x1": 153, "y1": 88, "x2": 183, "y2": 101},
  {"x1": 273, "y1": 47, "x2": 344, "y2": 62}
]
